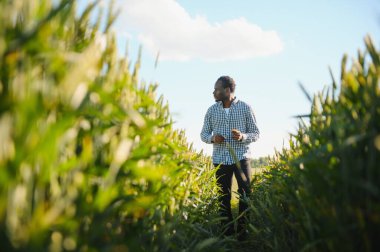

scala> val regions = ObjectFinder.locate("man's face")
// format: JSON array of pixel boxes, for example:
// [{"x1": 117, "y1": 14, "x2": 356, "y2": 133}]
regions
[{"x1": 213, "y1": 81, "x2": 228, "y2": 102}]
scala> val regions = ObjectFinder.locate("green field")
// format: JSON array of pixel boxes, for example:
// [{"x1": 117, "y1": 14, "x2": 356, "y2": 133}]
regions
[{"x1": 0, "y1": 1, "x2": 379, "y2": 251}]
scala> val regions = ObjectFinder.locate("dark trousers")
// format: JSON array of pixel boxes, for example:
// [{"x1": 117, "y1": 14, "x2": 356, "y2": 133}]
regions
[{"x1": 214, "y1": 159, "x2": 251, "y2": 235}]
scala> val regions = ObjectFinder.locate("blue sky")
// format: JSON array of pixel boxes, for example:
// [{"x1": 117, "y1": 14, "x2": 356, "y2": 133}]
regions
[{"x1": 79, "y1": 0, "x2": 380, "y2": 158}]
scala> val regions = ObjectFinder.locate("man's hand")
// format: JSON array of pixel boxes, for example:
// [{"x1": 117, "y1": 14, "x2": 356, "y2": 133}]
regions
[
  {"x1": 232, "y1": 129, "x2": 243, "y2": 141},
  {"x1": 212, "y1": 134, "x2": 225, "y2": 144}
]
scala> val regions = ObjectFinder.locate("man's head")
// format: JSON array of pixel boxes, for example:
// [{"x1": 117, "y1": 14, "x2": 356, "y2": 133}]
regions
[{"x1": 213, "y1": 76, "x2": 236, "y2": 102}]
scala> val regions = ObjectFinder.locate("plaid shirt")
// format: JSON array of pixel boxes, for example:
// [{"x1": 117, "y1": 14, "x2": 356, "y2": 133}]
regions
[{"x1": 200, "y1": 98, "x2": 260, "y2": 165}]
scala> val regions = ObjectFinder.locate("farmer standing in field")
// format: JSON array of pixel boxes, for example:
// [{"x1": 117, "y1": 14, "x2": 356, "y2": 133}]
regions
[{"x1": 200, "y1": 76, "x2": 260, "y2": 241}]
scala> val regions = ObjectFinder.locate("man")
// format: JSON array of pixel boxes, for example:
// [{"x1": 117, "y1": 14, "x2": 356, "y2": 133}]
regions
[{"x1": 200, "y1": 76, "x2": 259, "y2": 240}]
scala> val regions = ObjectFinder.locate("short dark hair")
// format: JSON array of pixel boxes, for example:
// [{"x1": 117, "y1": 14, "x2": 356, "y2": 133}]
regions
[{"x1": 217, "y1": 76, "x2": 236, "y2": 93}]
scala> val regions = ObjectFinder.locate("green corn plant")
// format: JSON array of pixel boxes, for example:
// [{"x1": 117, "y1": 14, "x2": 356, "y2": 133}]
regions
[
  {"x1": 246, "y1": 35, "x2": 380, "y2": 252},
  {"x1": 0, "y1": 0, "x2": 219, "y2": 251}
]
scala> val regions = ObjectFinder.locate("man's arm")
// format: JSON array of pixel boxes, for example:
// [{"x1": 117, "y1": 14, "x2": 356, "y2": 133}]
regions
[
  {"x1": 241, "y1": 105, "x2": 260, "y2": 143},
  {"x1": 200, "y1": 108, "x2": 214, "y2": 144}
]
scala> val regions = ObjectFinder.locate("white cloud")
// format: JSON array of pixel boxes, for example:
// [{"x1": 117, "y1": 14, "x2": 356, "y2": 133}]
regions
[{"x1": 115, "y1": 0, "x2": 283, "y2": 61}]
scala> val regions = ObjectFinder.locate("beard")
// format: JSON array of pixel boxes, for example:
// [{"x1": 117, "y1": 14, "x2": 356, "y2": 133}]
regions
[
  {"x1": 214, "y1": 96, "x2": 226, "y2": 102},
  {"x1": 214, "y1": 94, "x2": 225, "y2": 102}
]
